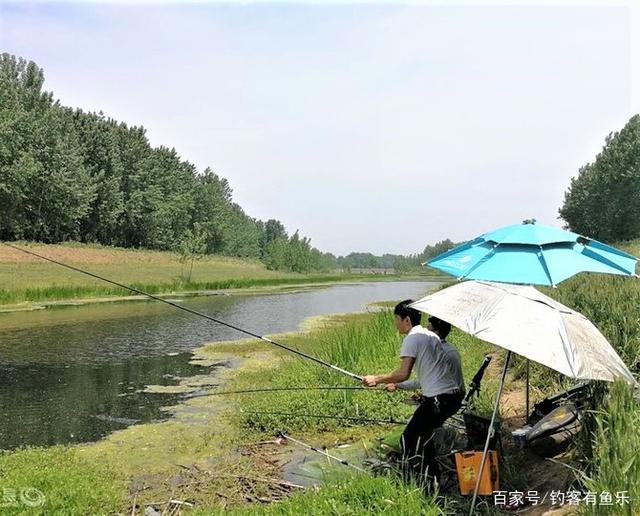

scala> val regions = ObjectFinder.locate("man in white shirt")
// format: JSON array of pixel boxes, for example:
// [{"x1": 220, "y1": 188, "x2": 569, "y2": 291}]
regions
[{"x1": 362, "y1": 300, "x2": 464, "y2": 485}]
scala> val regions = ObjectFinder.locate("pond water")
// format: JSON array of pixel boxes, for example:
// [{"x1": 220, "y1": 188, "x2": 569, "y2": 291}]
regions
[{"x1": 0, "y1": 280, "x2": 440, "y2": 448}]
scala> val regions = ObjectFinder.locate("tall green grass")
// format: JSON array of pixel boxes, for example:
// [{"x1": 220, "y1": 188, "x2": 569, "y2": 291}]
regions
[
  {"x1": 540, "y1": 273, "x2": 640, "y2": 515},
  {"x1": 216, "y1": 472, "x2": 448, "y2": 515},
  {"x1": 0, "y1": 275, "x2": 404, "y2": 305},
  {"x1": 231, "y1": 308, "x2": 494, "y2": 437},
  {"x1": 576, "y1": 382, "x2": 639, "y2": 515}
]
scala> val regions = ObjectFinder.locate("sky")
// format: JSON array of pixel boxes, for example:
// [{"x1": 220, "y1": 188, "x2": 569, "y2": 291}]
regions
[{"x1": 0, "y1": 1, "x2": 637, "y2": 256}]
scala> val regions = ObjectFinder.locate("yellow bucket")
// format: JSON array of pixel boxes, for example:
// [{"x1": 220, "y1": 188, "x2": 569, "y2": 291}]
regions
[{"x1": 454, "y1": 450, "x2": 500, "y2": 495}]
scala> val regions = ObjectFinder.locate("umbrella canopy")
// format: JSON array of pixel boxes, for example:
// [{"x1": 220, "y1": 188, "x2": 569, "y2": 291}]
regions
[
  {"x1": 426, "y1": 221, "x2": 638, "y2": 286},
  {"x1": 410, "y1": 280, "x2": 637, "y2": 385}
]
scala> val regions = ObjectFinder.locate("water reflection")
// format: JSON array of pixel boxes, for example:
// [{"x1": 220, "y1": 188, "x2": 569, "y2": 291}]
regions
[{"x1": 0, "y1": 352, "x2": 223, "y2": 448}]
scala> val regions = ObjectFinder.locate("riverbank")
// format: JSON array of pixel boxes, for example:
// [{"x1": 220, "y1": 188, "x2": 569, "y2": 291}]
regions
[
  {"x1": 0, "y1": 241, "x2": 440, "y2": 309},
  {"x1": 0, "y1": 277, "x2": 436, "y2": 314}
]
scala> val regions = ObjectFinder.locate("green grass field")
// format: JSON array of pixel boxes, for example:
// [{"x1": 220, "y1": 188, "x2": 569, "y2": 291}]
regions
[{"x1": 0, "y1": 241, "x2": 414, "y2": 305}]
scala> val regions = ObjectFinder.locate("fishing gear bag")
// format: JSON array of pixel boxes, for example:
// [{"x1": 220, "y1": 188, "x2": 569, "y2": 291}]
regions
[
  {"x1": 528, "y1": 383, "x2": 590, "y2": 425},
  {"x1": 525, "y1": 402, "x2": 581, "y2": 458}
]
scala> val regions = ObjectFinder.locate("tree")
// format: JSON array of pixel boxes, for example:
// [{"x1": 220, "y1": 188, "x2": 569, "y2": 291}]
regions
[
  {"x1": 177, "y1": 223, "x2": 208, "y2": 283},
  {"x1": 192, "y1": 167, "x2": 233, "y2": 254},
  {"x1": 259, "y1": 219, "x2": 288, "y2": 259},
  {"x1": 420, "y1": 239, "x2": 456, "y2": 262},
  {"x1": 559, "y1": 115, "x2": 640, "y2": 241}
]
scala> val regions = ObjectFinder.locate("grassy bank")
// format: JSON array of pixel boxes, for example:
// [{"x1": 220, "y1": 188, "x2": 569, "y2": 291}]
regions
[
  {"x1": 0, "y1": 242, "x2": 425, "y2": 306},
  {"x1": 220, "y1": 473, "x2": 450, "y2": 516}
]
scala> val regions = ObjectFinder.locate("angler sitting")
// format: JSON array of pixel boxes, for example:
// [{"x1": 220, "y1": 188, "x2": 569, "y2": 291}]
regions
[{"x1": 362, "y1": 301, "x2": 464, "y2": 487}]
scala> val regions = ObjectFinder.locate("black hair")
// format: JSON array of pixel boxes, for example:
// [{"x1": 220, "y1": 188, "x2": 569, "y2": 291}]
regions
[
  {"x1": 394, "y1": 299, "x2": 422, "y2": 327},
  {"x1": 428, "y1": 316, "x2": 451, "y2": 339}
]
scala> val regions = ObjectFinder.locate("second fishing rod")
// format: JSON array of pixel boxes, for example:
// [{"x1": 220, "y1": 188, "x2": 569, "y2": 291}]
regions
[{"x1": 4, "y1": 243, "x2": 362, "y2": 381}]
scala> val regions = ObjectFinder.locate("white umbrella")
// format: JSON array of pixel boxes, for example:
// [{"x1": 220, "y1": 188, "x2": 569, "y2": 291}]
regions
[
  {"x1": 410, "y1": 280, "x2": 638, "y2": 515},
  {"x1": 410, "y1": 280, "x2": 637, "y2": 385}
]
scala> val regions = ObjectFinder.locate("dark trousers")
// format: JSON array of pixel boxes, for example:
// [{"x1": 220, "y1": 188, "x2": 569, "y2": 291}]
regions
[{"x1": 400, "y1": 391, "x2": 464, "y2": 485}]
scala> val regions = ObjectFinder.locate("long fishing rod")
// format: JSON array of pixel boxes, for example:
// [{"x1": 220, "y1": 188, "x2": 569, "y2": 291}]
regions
[
  {"x1": 277, "y1": 431, "x2": 368, "y2": 474},
  {"x1": 5, "y1": 243, "x2": 362, "y2": 381},
  {"x1": 209, "y1": 386, "x2": 372, "y2": 396},
  {"x1": 240, "y1": 409, "x2": 407, "y2": 425}
]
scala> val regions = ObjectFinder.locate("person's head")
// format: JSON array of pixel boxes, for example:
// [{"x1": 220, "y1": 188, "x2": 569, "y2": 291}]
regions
[
  {"x1": 393, "y1": 299, "x2": 421, "y2": 334},
  {"x1": 428, "y1": 316, "x2": 451, "y2": 339}
]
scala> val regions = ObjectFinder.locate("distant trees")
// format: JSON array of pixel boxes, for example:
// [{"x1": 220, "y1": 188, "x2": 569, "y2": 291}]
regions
[
  {"x1": 332, "y1": 239, "x2": 457, "y2": 273},
  {"x1": 560, "y1": 115, "x2": 640, "y2": 241},
  {"x1": 265, "y1": 231, "x2": 337, "y2": 273},
  {"x1": 0, "y1": 53, "x2": 459, "y2": 275},
  {"x1": 0, "y1": 53, "x2": 333, "y2": 270}
]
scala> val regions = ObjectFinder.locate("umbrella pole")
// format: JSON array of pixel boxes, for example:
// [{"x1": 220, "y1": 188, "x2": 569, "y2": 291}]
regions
[
  {"x1": 525, "y1": 359, "x2": 530, "y2": 423},
  {"x1": 469, "y1": 350, "x2": 511, "y2": 516}
]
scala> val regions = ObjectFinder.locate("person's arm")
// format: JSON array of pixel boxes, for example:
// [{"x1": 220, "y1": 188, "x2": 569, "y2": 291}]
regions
[
  {"x1": 396, "y1": 379, "x2": 420, "y2": 390},
  {"x1": 362, "y1": 356, "x2": 414, "y2": 387},
  {"x1": 385, "y1": 379, "x2": 420, "y2": 392}
]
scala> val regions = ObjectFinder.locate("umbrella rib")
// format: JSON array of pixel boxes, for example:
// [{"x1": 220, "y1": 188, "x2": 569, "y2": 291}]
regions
[
  {"x1": 458, "y1": 242, "x2": 500, "y2": 280},
  {"x1": 581, "y1": 245, "x2": 638, "y2": 275},
  {"x1": 556, "y1": 309, "x2": 580, "y2": 378},
  {"x1": 536, "y1": 247, "x2": 555, "y2": 287},
  {"x1": 423, "y1": 238, "x2": 478, "y2": 267}
]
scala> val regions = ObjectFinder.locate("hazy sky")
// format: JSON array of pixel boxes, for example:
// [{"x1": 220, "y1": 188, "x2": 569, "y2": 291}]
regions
[{"x1": 0, "y1": 1, "x2": 637, "y2": 255}]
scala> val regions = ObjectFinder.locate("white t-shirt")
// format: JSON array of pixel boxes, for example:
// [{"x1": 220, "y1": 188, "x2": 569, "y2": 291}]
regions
[{"x1": 399, "y1": 325, "x2": 464, "y2": 397}]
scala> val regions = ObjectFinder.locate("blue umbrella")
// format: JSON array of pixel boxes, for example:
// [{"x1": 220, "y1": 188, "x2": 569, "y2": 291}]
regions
[{"x1": 426, "y1": 220, "x2": 638, "y2": 286}]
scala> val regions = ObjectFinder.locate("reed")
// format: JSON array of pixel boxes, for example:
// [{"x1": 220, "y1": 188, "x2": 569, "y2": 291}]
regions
[{"x1": 540, "y1": 267, "x2": 640, "y2": 515}]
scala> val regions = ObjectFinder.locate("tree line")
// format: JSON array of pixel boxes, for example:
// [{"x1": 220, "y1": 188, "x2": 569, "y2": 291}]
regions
[
  {"x1": 0, "y1": 54, "x2": 339, "y2": 272},
  {"x1": 0, "y1": 53, "x2": 459, "y2": 274},
  {"x1": 560, "y1": 114, "x2": 640, "y2": 242},
  {"x1": 337, "y1": 240, "x2": 456, "y2": 272}
]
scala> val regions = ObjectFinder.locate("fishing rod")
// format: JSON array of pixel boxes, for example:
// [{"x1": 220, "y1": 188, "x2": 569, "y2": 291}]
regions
[
  {"x1": 209, "y1": 386, "x2": 372, "y2": 396},
  {"x1": 4, "y1": 242, "x2": 362, "y2": 381},
  {"x1": 277, "y1": 431, "x2": 368, "y2": 473},
  {"x1": 240, "y1": 409, "x2": 407, "y2": 425}
]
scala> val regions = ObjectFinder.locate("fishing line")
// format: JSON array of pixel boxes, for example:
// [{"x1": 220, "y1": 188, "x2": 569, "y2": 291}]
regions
[
  {"x1": 240, "y1": 409, "x2": 407, "y2": 425},
  {"x1": 277, "y1": 431, "x2": 368, "y2": 473},
  {"x1": 4, "y1": 243, "x2": 362, "y2": 381}
]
